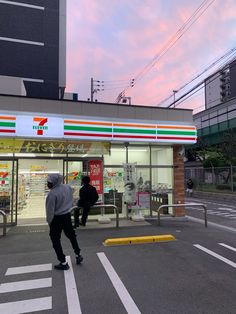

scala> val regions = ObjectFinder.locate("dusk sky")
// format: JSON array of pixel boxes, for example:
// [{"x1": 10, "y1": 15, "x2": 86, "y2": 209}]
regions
[{"x1": 66, "y1": 0, "x2": 236, "y2": 113}]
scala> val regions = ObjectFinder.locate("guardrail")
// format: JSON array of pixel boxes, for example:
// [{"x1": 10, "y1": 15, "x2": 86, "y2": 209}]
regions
[
  {"x1": 0, "y1": 210, "x2": 7, "y2": 236},
  {"x1": 71, "y1": 204, "x2": 119, "y2": 228},
  {"x1": 92, "y1": 204, "x2": 119, "y2": 228},
  {"x1": 156, "y1": 203, "x2": 207, "y2": 227}
]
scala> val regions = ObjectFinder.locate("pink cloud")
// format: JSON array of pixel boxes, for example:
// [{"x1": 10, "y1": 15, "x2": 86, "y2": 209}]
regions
[{"x1": 66, "y1": 0, "x2": 236, "y2": 110}]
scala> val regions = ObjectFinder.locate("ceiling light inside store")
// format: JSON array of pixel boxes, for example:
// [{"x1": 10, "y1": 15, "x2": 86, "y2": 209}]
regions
[
  {"x1": 0, "y1": 153, "x2": 14, "y2": 156},
  {"x1": 15, "y1": 153, "x2": 36, "y2": 157},
  {"x1": 19, "y1": 170, "x2": 60, "y2": 174},
  {"x1": 111, "y1": 149, "x2": 147, "y2": 152}
]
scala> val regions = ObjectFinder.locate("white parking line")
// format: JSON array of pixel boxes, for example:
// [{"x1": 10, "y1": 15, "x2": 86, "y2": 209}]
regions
[
  {"x1": 64, "y1": 256, "x2": 82, "y2": 314},
  {"x1": 194, "y1": 244, "x2": 236, "y2": 269},
  {"x1": 218, "y1": 243, "x2": 236, "y2": 252},
  {"x1": 97, "y1": 252, "x2": 141, "y2": 314},
  {"x1": 0, "y1": 297, "x2": 52, "y2": 313},
  {"x1": 212, "y1": 212, "x2": 229, "y2": 215},
  {"x1": 187, "y1": 206, "x2": 203, "y2": 211},
  {"x1": 0, "y1": 278, "x2": 52, "y2": 293},
  {"x1": 206, "y1": 210, "x2": 220, "y2": 214},
  {"x1": 5, "y1": 263, "x2": 52, "y2": 275}
]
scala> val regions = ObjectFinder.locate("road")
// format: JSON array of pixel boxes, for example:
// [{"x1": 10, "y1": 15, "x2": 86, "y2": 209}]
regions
[
  {"x1": 0, "y1": 207, "x2": 236, "y2": 313},
  {"x1": 185, "y1": 196, "x2": 236, "y2": 229}
]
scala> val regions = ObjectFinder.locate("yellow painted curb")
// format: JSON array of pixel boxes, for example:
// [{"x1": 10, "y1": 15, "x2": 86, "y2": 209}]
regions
[{"x1": 104, "y1": 234, "x2": 176, "y2": 246}]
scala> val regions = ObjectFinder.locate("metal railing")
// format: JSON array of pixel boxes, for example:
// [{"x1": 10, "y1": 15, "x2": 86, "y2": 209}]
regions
[
  {"x1": 71, "y1": 203, "x2": 119, "y2": 228},
  {"x1": 92, "y1": 204, "x2": 119, "y2": 228},
  {"x1": 0, "y1": 210, "x2": 7, "y2": 236},
  {"x1": 156, "y1": 203, "x2": 207, "y2": 227}
]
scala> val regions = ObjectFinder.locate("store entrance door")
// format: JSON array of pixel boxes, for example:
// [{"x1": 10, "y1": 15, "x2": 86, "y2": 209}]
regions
[
  {"x1": 17, "y1": 158, "x2": 63, "y2": 224},
  {"x1": 15, "y1": 157, "x2": 103, "y2": 225},
  {"x1": 64, "y1": 157, "x2": 103, "y2": 203},
  {"x1": 64, "y1": 160, "x2": 85, "y2": 204},
  {"x1": 0, "y1": 159, "x2": 17, "y2": 225}
]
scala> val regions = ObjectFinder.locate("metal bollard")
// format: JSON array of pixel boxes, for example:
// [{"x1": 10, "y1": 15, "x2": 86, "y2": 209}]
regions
[{"x1": 0, "y1": 210, "x2": 7, "y2": 236}]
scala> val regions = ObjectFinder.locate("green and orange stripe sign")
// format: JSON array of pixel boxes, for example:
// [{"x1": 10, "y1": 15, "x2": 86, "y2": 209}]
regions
[
  {"x1": 64, "y1": 119, "x2": 197, "y2": 143},
  {"x1": 113, "y1": 122, "x2": 156, "y2": 140},
  {"x1": 0, "y1": 115, "x2": 197, "y2": 144},
  {"x1": 157, "y1": 125, "x2": 196, "y2": 142},
  {"x1": 64, "y1": 120, "x2": 113, "y2": 138},
  {"x1": 0, "y1": 116, "x2": 16, "y2": 134}
]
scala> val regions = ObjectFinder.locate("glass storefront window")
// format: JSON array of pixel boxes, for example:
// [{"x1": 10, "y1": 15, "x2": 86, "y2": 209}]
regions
[
  {"x1": 104, "y1": 145, "x2": 126, "y2": 165},
  {"x1": 128, "y1": 146, "x2": 150, "y2": 165},
  {"x1": 136, "y1": 168, "x2": 150, "y2": 192},
  {"x1": 66, "y1": 161, "x2": 84, "y2": 202},
  {"x1": 0, "y1": 142, "x2": 176, "y2": 224},
  {"x1": 136, "y1": 167, "x2": 151, "y2": 216},
  {"x1": 103, "y1": 167, "x2": 125, "y2": 216},
  {"x1": 17, "y1": 159, "x2": 64, "y2": 223},
  {"x1": 0, "y1": 160, "x2": 13, "y2": 222},
  {"x1": 151, "y1": 146, "x2": 173, "y2": 166},
  {"x1": 151, "y1": 167, "x2": 173, "y2": 214}
]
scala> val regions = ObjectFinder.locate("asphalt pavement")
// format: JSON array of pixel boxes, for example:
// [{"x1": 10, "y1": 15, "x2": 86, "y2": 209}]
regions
[
  {"x1": 185, "y1": 196, "x2": 236, "y2": 229},
  {"x1": 0, "y1": 200, "x2": 236, "y2": 314}
]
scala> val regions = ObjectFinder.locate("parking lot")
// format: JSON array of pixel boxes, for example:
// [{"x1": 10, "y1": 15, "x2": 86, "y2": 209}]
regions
[{"x1": 0, "y1": 217, "x2": 236, "y2": 314}]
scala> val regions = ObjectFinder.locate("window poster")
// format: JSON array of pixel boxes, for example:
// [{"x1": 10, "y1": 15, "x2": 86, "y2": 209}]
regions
[
  {"x1": 138, "y1": 192, "x2": 150, "y2": 209},
  {"x1": 88, "y1": 160, "x2": 103, "y2": 195}
]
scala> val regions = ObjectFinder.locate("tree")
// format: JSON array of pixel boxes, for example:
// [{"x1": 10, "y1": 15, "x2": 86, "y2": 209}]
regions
[
  {"x1": 202, "y1": 149, "x2": 228, "y2": 168},
  {"x1": 218, "y1": 128, "x2": 236, "y2": 165}
]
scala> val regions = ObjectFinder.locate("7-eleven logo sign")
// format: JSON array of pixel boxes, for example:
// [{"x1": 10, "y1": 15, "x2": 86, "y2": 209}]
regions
[{"x1": 33, "y1": 117, "x2": 48, "y2": 135}]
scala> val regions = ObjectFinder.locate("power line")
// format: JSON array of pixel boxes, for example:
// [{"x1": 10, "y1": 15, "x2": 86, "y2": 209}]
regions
[
  {"x1": 115, "y1": 0, "x2": 216, "y2": 102},
  {"x1": 167, "y1": 57, "x2": 236, "y2": 110},
  {"x1": 135, "y1": 0, "x2": 216, "y2": 83},
  {"x1": 157, "y1": 47, "x2": 236, "y2": 109}
]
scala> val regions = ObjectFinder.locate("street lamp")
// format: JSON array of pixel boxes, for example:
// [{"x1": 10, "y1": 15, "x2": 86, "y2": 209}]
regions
[{"x1": 173, "y1": 90, "x2": 178, "y2": 108}]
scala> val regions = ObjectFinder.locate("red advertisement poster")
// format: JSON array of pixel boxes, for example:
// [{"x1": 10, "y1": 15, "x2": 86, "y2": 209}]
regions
[{"x1": 88, "y1": 160, "x2": 103, "y2": 194}]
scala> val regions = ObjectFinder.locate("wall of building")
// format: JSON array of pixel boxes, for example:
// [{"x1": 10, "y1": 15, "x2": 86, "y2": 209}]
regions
[
  {"x1": 205, "y1": 72, "x2": 221, "y2": 109},
  {"x1": 173, "y1": 145, "x2": 185, "y2": 216},
  {"x1": 0, "y1": 95, "x2": 194, "y2": 124},
  {"x1": 194, "y1": 96, "x2": 236, "y2": 131},
  {"x1": 0, "y1": 0, "x2": 65, "y2": 99},
  {"x1": 229, "y1": 60, "x2": 236, "y2": 99}
]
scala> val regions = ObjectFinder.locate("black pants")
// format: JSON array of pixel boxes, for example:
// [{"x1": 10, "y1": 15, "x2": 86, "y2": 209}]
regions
[
  {"x1": 74, "y1": 202, "x2": 92, "y2": 226},
  {"x1": 49, "y1": 213, "x2": 81, "y2": 263}
]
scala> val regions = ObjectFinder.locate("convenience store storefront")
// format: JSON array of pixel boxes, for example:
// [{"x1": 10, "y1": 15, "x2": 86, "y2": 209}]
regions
[{"x1": 0, "y1": 96, "x2": 197, "y2": 226}]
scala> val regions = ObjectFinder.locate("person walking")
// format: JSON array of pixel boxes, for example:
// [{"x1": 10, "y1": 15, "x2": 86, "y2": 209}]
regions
[
  {"x1": 74, "y1": 176, "x2": 98, "y2": 227},
  {"x1": 186, "y1": 178, "x2": 194, "y2": 197},
  {"x1": 46, "y1": 173, "x2": 83, "y2": 270}
]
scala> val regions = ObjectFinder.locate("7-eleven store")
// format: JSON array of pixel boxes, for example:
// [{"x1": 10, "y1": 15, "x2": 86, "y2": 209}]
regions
[{"x1": 0, "y1": 95, "x2": 197, "y2": 226}]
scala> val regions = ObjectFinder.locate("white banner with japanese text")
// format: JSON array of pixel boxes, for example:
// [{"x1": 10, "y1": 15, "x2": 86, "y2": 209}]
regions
[{"x1": 123, "y1": 163, "x2": 137, "y2": 205}]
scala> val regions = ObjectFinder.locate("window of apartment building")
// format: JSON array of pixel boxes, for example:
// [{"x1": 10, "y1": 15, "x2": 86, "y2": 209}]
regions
[{"x1": 218, "y1": 108, "x2": 227, "y2": 123}]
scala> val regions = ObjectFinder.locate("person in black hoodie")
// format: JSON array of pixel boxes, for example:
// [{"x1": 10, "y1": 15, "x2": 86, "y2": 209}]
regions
[
  {"x1": 74, "y1": 175, "x2": 99, "y2": 227},
  {"x1": 186, "y1": 178, "x2": 194, "y2": 196}
]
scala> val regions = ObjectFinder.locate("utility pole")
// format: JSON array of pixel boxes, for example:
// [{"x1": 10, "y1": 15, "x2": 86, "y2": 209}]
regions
[
  {"x1": 173, "y1": 90, "x2": 178, "y2": 108},
  {"x1": 91, "y1": 77, "x2": 94, "y2": 102},
  {"x1": 90, "y1": 77, "x2": 104, "y2": 102}
]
